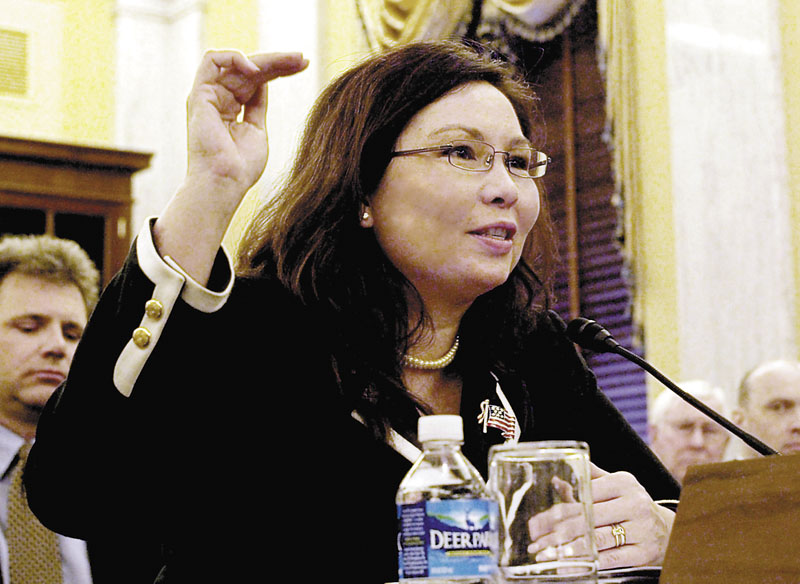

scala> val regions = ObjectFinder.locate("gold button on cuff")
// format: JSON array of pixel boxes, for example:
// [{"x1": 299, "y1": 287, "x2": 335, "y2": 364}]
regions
[
  {"x1": 132, "y1": 327, "x2": 151, "y2": 348},
  {"x1": 145, "y1": 299, "x2": 164, "y2": 320}
]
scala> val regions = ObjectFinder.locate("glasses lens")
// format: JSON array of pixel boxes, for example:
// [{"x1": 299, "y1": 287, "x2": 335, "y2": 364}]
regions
[
  {"x1": 447, "y1": 141, "x2": 493, "y2": 171},
  {"x1": 505, "y1": 148, "x2": 535, "y2": 178},
  {"x1": 526, "y1": 151, "x2": 549, "y2": 178}
]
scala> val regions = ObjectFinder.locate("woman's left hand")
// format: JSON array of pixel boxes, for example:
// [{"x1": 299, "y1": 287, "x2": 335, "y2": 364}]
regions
[{"x1": 590, "y1": 463, "x2": 675, "y2": 568}]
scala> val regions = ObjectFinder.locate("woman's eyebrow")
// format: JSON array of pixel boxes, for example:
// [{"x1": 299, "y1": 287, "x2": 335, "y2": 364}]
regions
[
  {"x1": 509, "y1": 136, "x2": 534, "y2": 148},
  {"x1": 428, "y1": 125, "x2": 533, "y2": 148},
  {"x1": 427, "y1": 125, "x2": 485, "y2": 141}
]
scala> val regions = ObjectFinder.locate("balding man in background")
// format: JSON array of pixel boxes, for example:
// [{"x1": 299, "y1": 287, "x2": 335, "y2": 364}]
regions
[
  {"x1": 733, "y1": 360, "x2": 800, "y2": 458},
  {"x1": 648, "y1": 380, "x2": 731, "y2": 484}
]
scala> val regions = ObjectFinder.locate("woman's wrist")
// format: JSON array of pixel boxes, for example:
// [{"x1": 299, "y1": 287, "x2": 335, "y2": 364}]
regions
[{"x1": 154, "y1": 178, "x2": 242, "y2": 286}]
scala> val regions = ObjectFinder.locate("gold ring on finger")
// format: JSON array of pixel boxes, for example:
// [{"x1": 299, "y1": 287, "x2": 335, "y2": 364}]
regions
[{"x1": 610, "y1": 523, "x2": 626, "y2": 548}]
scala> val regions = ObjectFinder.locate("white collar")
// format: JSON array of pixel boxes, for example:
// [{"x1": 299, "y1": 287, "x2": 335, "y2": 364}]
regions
[{"x1": 0, "y1": 425, "x2": 26, "y2": 478}]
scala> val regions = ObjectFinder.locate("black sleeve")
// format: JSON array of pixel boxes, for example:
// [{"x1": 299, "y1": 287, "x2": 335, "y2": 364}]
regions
[
  {"x1": 25, "y1": 244, "x2": 172, "y2": 538},
  {"x1": 23, "y1": 233, "x2": 366, "y2": 580},
  {"x1": 25, "y1": 237, "x2": 238, "y2": 540}
]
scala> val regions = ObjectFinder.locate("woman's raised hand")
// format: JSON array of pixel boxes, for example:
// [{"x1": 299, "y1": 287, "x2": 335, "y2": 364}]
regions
[
  {"x1": 155, "y1": 50, "x2": 308, "y2": 284},
  {"x1": 185, "y1": 50, "x2": 308, "y2": 196}
]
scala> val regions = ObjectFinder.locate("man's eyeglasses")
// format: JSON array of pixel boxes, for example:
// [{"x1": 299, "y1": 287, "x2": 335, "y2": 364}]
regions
[{"x1": 389, "y1": 139, "x2": 550, "y2": 179}]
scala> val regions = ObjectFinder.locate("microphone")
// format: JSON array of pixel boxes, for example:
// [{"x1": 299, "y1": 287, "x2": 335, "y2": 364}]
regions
[{"x1": 566, "y1": 317, "x2": 779, "y2": 457}]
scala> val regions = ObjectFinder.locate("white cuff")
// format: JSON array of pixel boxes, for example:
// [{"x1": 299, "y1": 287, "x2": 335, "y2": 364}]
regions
[{"x1": 112, "y1": 218, "x2": 234, "y2": 397}]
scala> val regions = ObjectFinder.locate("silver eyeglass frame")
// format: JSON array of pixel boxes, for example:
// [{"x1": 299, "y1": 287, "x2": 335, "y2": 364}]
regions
[{"x1": 389, "y1": 139, "x2": 551, "y2": 179}]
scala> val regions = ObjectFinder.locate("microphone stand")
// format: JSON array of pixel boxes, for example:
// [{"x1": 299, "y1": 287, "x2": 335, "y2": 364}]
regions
[
  {"x1": 567, "y1": 317, "x2": 779, "y2": 456},
  {"x1": 614, "y1": 344, "x2": 778, "y2": 456}
]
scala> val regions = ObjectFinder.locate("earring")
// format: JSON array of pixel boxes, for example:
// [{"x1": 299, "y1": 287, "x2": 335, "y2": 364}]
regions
[{"x1": 359, "y1": 205, "x2": 373, "y2": 227}]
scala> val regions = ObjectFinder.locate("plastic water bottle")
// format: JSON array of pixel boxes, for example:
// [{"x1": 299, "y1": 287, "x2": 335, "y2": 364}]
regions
[{"x1": 396, "y1": 415, "x2": 498, "y2": 583}]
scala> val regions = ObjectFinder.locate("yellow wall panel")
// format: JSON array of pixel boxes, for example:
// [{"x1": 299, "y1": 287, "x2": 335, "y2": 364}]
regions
[
  {"x1": 205, "y1": 0, "x2": 259, "y2": 53},
  {"x1": 630, "y1": 1, "x2": 679, "y2": 389},
  {"x1": 321, "y1": 0, "x2": 369, "y2": 81},
  {"x1": 60, "y1": 0, "x2": 115, "y2": 144},
  {"x1": 780, "y1": 0, "x2": 800, "y2": 356}
]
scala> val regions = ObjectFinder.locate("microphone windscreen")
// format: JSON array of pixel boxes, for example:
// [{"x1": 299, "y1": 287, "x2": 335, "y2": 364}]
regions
[{"x1": 566, "y1": 318, "x2": 620, "y2": 353}]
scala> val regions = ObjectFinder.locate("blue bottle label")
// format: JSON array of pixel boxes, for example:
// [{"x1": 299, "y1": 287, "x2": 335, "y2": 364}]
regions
[{"x1": 398, "y1": 499, "x2": 498, "y2": 580}]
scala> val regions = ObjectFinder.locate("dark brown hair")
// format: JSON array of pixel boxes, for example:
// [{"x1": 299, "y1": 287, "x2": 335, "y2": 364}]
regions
[{"x1": 238, "y1": 40, "x2": 557, "y2": 437}]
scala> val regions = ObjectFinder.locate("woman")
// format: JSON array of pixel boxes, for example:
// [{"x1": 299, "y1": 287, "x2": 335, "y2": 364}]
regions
[{"x1": 26, "y1": 41, "x2": 678, "y2": 583}]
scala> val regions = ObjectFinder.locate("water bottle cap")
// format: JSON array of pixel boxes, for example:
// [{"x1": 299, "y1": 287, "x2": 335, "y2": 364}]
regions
[{"x1": 418, "y1": 415, "x2": 464, "y2": 443}]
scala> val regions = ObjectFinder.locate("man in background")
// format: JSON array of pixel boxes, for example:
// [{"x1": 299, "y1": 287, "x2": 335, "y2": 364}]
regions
[
  {"x1": 648, "y1": 380, "x2": 731, "y2": 484},
  {"x1": 733, "y1": 359, "x2": 800, "y2": 457},
  {"x1": 0, "y1": 234, "x2": 98, "y2": 583}
]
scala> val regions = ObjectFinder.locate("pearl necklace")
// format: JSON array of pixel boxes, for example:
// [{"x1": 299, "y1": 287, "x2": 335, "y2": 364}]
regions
[{"x1": 402, "y1": 336, "x2": 460, "y2": 370}]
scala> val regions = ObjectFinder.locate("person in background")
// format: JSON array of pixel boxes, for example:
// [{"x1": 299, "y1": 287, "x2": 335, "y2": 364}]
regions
[
  {"x1": 733, "y1": 359, "x2": 800, "y2": 457},
  {"x1": 24, "y1": 41, "x2": 679, "y2": 583},
  {"x1": 0, "y1": 234, "x2": 97, "y2": 584},
  {"x1": 648, "y1": 380, "x2": 730, "y2": 484}
]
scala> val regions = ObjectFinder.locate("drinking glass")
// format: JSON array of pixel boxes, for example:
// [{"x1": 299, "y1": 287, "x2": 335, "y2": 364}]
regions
[{"x1": 488, "y1": 441, "x2": 598, "y2": 581}]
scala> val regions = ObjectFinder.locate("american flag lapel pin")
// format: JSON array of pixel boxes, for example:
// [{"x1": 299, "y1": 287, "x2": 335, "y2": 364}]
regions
[{"x1": 477, "y1": 399, "x2": 517, "y2": 441}]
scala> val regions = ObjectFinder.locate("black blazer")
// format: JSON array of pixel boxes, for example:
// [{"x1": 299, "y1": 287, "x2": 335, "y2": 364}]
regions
[{"x1": 25, "y1": 235, "x2": 678, "y2": 584}]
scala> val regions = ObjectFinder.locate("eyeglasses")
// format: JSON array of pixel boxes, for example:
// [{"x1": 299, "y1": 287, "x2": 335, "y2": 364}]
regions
[
  {"x1": 668, "y1": 421, "x2": 728, "y2": 443},
  {"x1": 389, "y1": 139, "x2": 550, "y2": 179}
]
